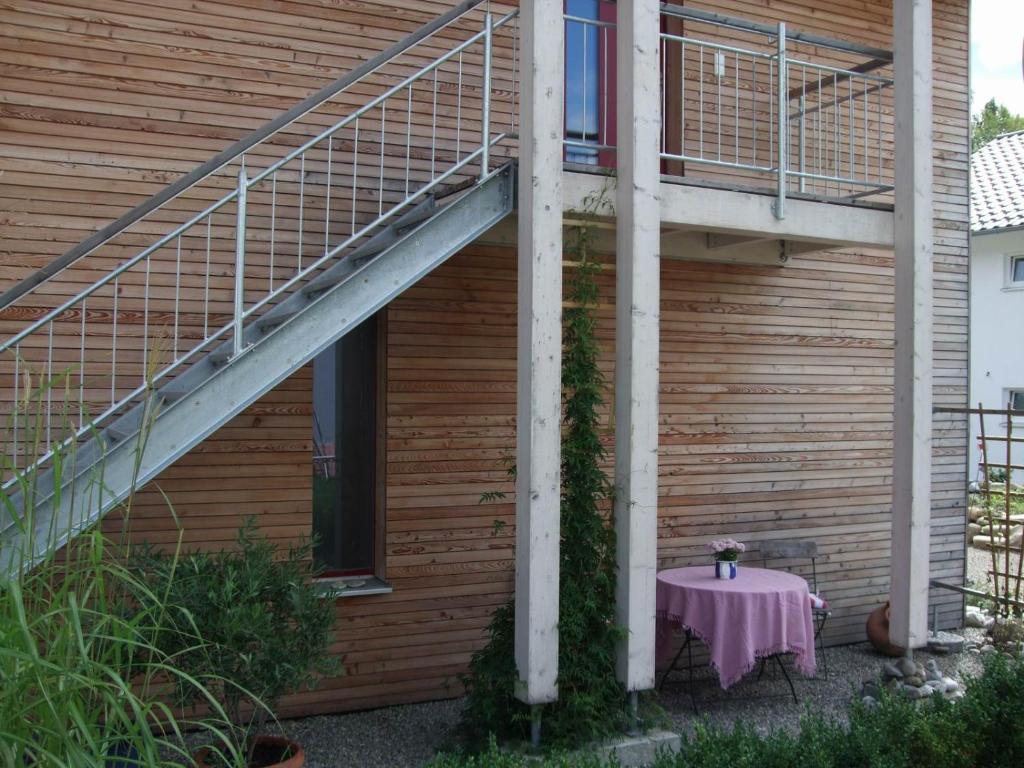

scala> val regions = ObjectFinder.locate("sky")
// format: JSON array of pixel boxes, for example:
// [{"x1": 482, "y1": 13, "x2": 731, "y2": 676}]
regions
[{"x1": 971, "y1": 0, "x2": 1024, "y2": 116}]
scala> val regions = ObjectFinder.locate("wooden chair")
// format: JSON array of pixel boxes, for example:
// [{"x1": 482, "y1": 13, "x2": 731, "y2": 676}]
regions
[{"x1": 757, "y1": 538, "x2": 831, "y2": 679}]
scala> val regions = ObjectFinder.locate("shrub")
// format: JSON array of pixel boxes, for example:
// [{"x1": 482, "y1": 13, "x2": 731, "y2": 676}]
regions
[
  {"x1": 133, "y1": 519, "x2": 337, "y2": 764},
  {"x1": 0, "y1": 370, "x2": 240, "y2": 766},
  {"x1": 663, "y1": 655, "x2": 1024, "y2": 768},
  {"x1": 434, "y1": 657, "x2": 1024, "y2": 768}
]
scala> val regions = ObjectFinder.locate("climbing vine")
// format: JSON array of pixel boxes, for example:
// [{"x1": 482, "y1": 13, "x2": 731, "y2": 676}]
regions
[{"x1": 458, "y1": 185, "x2": 627, "y2": 749}]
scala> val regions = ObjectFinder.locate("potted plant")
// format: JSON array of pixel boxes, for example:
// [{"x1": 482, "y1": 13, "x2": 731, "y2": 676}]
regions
[
  {"x1": 134, "y1": 520, "x2": 337, "y2": 767},
  {"x1": 707, "y1": 538, "x2": 746, "y2": 580}
]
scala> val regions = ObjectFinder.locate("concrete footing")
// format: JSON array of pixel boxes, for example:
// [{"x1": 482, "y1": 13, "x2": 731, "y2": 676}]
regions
[{"x1": 518, "y1": 729, "x2": 681, "y2": 767}]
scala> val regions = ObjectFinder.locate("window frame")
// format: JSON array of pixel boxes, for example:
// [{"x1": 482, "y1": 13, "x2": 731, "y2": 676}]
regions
[
  {"x1": 1004, "y1": 254, "x2": 1024, "y2": 290},
  {"x1": 311, "y1": 312, "x2": 390, "y2": 595},
  {"x1": 1010, "y1": 389, "x2": 1024, "y2": 413}
]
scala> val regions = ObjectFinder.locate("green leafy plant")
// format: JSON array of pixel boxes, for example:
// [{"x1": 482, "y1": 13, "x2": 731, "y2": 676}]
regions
[
  {"x1": 458, "y1": 186, "x2": 627, "y2": 749},
  {"x1": 0, "y1": 365, "x2": 241, "y2": 767},
  {"x1": 133, "y1": 519, "x2": 338, "y2": 765},
  {"x1": 436, "y1": 657, "x2": 1024, "y2": 768},
  {"x1": 988, "y1": 467, "x2": 1009, "y2": 485}
]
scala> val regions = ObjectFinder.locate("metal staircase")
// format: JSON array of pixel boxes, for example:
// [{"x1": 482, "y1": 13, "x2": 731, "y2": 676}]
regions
[{"x1": 0, "y1": 0, "x2": 518, "y2": 573}]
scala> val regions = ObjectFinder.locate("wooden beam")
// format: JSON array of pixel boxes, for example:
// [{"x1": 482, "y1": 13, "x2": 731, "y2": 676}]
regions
[
  {"x1": 614, "y1": 0, "x2": 661, "y2": 693},
  {"x1": 514, "y1": 0, "x2": 563, "y2": 706},
  {"x1": 889, "y1": 0, "x2": 933, "y2": 650}
]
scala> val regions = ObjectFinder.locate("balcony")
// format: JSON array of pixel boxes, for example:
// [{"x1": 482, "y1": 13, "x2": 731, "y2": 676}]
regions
[{"x1": 562, "y1": 1, "x2": 895, "y2": 217}]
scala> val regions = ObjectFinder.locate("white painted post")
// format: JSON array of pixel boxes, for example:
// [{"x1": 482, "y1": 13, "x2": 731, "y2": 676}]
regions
[
  {"x1": 614, "y1": 0, "x2": 661, "y2": 693},
  {"x1": 889, "y1": 0, "x2": 933, "y2": 649},
  {"x1": 514, "y1": 0, "x2": 564, "y2": 706}
]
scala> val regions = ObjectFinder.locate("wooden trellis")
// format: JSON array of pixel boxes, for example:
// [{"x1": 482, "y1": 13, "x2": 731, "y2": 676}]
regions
[{"x1": 940, "y1": 404, "x2": 1024, "y2": 617}]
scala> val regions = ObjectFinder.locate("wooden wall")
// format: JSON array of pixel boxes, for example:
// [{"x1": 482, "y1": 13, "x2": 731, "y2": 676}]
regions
[{"x1": 0, "y1": 0, "x2": 968, "y2": 717}]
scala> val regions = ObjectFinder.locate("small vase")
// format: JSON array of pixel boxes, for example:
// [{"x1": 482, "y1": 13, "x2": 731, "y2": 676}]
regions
[{"x1": 715, "y1": 560, "x2": 738, "y2": 580}]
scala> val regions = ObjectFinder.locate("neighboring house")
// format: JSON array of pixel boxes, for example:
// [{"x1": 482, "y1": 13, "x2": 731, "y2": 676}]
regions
[
  {"x1": 0, "y1": 1, "x2": 968, "y2": 717},
  {"x1": 969, "y1": 131, "x2": 1024, "y2": 483}
]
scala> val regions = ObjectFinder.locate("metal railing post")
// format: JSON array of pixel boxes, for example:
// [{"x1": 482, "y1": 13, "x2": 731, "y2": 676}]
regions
[
  {"x1": 774, "y1": 22, "x2": 787, "y2": 219},
  {"x1": 798, "y1": 94, "x2": 806, "y2": 194},
  {"x1": 480, "y1": 11, "x2": 493, "y2": 180},
  {"x1": 233, "y1": 168, "x2": 248, "y2": 358}
]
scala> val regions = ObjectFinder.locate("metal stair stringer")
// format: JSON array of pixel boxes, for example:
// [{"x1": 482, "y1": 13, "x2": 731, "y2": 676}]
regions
[{"x1": 0, "y1": 166, "x2": 513, "y2": 573}]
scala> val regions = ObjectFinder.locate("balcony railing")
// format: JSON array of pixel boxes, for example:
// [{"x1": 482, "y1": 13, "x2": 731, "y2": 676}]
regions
[{"x1": 563, "y1": 1, "x2": 895, "y2": 216}]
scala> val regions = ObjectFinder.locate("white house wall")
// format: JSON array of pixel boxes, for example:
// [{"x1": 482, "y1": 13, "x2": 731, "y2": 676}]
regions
[{"x1": 969, "y1": 229, "x2": 1024, "y2": 482}]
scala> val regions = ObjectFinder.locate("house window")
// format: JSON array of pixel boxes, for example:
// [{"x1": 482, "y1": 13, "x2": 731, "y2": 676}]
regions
[
  {"x1": 312, "y1": 314, "x2": 380, "y2": 576},
  {"x1": 1010, "y1": 390, "x2": 1024, "y2": 412},
  {"x1": 1010, "y1": 256, "x2": 1024, "y2": 287},
  {"x1": 564, "y1": 0, "x2": 616, "y2": 166}
]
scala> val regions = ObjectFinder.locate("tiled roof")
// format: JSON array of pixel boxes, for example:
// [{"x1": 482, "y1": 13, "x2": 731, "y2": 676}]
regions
[{"x1": 971, "y1": 131, "x2": 1024, "y2": 233}]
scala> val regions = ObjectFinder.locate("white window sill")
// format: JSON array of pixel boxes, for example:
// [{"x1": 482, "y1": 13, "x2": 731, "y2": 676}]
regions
[
  {"x1": 1001, "y1": 284, "x2": 1024, "y2": 292},
  {"x1": 314, "y1": 575, "x2": 393, "y2": 599}
]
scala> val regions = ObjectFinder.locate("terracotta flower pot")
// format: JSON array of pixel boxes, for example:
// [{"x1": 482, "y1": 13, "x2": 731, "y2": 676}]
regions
[
  {"x1": 195, "y1": 735, "x2": 304, "y2": 768},
  {"x1": 865, "y1": 601, "x2": 906, "y2": 657}
]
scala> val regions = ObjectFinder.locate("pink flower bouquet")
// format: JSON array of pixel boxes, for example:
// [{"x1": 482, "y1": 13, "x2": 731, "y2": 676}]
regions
[{"x1": 706, "y1": 538, "x2": 746, "y2": 562}]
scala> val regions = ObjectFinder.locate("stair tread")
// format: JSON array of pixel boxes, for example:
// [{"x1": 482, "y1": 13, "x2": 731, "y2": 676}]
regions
[
  {"x1": 390, "y1": 196, "x2": 436, "y2": 233},
  {"x1": 1, "y1": 165, "x2": 513, "y2": 573},
  {"x1": 256, "y1": 303, "x2": 304, "y2": 330}
]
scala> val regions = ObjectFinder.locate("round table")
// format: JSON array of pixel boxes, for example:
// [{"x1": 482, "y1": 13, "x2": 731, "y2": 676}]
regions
[{"x1": 656, "y1": 565, "x2": 816, "y2": 689}]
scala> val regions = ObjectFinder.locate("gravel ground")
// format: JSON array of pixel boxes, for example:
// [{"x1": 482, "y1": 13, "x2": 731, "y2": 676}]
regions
[
  {"x1": 264, "y1": 698, "x2": 465, "y2": 768},
  {"x1": 209, "y1": 638, "x2": 985, "y2": 767},
  {"x1": 658, "y1": 640, "x2": 982, "y2": 738},
  {"x1": 967, "y1": 541, "x2": 1022, "y2": 596}
]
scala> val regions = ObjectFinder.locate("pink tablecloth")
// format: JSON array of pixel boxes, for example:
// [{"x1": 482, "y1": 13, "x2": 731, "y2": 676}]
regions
[{"x1": 656, "y1": 565, "x2": 816, "y2": 688}]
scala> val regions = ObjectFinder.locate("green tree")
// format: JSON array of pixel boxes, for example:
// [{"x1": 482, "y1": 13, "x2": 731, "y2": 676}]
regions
[
  {"x1": 971, "y1": 98, "x2": 1024, "y2": 152},
  {"x1": 458, "y1": 189, "x2": 626, "y2": 749}
]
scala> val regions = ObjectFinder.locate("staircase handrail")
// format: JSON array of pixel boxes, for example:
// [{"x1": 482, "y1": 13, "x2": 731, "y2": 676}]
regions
[
  {"x1": 0, "y1": 7, "x2": 516, "y2": 356},
  {"x1": 0, "y1": 0, "x2": 492, "y2": 312},
  {"x1": 0, "y1": 4, "x2": 518, "y2": 487}
]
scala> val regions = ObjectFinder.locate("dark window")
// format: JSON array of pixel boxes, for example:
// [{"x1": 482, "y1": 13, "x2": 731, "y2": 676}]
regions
[
  {"x1": 312, "y1": 315, "x2": 378, "y2": 575},
  {"x1": 1011, "y1": 391, "x2": 1024, "y2": 412},
  {"x1": 1012, "y1": 256, "x2": 1024, "y2": 284}
]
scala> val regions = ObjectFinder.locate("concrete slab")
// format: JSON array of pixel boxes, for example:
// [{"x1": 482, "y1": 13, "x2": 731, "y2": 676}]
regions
[{"x1": 516, "y1": 729, "x2": 681, "y2": 767}]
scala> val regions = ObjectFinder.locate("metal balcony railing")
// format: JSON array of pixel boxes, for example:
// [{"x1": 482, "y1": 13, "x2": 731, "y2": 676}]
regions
[{"x1": 563, "y1": 1, "x2": 895, "y2": 216}]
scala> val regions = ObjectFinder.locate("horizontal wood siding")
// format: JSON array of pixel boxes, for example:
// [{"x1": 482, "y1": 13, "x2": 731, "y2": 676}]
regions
[
  {"x1": 0, "y1": 0, "x2": 968, "y2": 717},
  {"x1": 928, "y1": 0, "x2": 969, "y2": 629}
]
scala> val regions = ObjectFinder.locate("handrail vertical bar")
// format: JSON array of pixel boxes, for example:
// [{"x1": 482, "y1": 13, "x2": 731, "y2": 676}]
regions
[
  {"x1": 233, "y1": 169, "x2": 248, "y2": 359},
  {"x1": 774, "y1": 22, "x2": 787, "y2": 219},
  {"x1": 798, "y1": 93, "x2": 806, "y2": 193},
  {"x1": 481, "y1": 11, "x2": 493, "y2": 180}
]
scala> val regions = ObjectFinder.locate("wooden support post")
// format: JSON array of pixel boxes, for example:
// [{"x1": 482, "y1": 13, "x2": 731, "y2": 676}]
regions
[
  {"x1": 889, "y1": 0, "x2": 933, "y2": 649},
  {"x1": 514, "y1": 0, "x2": 563, "y2": 706},
  {"x1": 614, "y1": 0, "x2": 661, "y2": 692}
]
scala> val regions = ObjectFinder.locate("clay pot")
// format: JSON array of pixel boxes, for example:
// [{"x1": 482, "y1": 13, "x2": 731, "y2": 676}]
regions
[
  {"x1": 866, "y1": 601, "x2": 905, "y2": 657},
  {"x1": 195, "y1": 735, "x2": 304, "y2": 768}
]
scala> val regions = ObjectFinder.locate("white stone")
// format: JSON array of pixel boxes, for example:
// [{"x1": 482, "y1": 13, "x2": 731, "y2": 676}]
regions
[
  {"x1": 897, "y1": 656, "x2": 918, "y2": 677},
  {"x1": 965, "y1": 612, "x2": 987, "y2": 628},
  {"x1": 883, "y1": 661, "x2": 904, "y2": 679}
]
